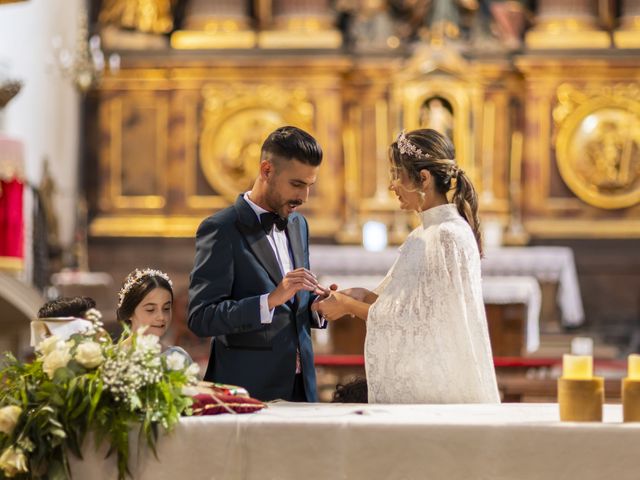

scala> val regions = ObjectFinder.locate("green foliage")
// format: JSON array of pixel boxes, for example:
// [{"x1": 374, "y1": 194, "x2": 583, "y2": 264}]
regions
[{"x1": 0, "y1": 313, "x2": 197, "y2": 479}]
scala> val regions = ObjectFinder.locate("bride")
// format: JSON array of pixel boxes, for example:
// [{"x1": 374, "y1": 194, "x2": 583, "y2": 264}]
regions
[{"x1": 314, "y1": 129, "x2": 499, "y2": 404}]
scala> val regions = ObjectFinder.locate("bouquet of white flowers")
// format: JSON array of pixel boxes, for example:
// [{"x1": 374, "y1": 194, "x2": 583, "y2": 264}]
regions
[{"x1": 0, "y1": 309, "x2": 199, "y2": 479}]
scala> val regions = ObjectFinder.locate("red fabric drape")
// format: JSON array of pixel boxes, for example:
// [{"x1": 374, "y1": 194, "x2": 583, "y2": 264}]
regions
[{"x1": 0, "y1": 178, "x2": 24, "y2": 259}]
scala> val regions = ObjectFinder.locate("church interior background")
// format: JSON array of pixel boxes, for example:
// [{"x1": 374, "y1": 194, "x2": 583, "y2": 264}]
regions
[{"x1": 0, "y1": 0, "x2": 639, "y2": 402}]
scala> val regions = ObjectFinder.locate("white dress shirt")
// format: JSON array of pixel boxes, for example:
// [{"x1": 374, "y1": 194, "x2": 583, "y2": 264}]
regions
[{"x1": 243, "y1": 192, "x2": 294, "y2": 324}]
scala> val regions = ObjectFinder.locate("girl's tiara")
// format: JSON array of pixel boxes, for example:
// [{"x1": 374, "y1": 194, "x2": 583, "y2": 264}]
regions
[{"x1": 117, "y1": 268, "x2": 173, "y2": 308}]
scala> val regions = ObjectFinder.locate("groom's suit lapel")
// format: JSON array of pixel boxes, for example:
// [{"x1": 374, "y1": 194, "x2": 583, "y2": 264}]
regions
[
  {"x1": 286, "y1": 216, "x2": 305, "y2": 307},
  {"x1": 234, "y1": 195, "x2": 283, "y2": 286},
  {"x1": 287, "y1": 216, "x2": 304, "y2": 270}
]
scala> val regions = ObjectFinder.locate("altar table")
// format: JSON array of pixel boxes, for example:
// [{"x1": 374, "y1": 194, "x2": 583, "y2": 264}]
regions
[{"x1": 71, "y1": 403, "x2": 637, "y2": 480}]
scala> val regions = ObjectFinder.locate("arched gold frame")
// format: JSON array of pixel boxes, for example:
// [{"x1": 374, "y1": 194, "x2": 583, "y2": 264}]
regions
[
  {"x1": 400, "y1": 79, "x2": 473, "y2": 178},
  {"x1": 555, "y1": 94, "x2": 640, "y2": 210},
  {"x1": 199, "y1": 84, "x2": 314, "y2": 202}
]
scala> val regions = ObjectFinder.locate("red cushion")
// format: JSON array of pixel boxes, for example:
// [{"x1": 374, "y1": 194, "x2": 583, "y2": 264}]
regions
[{"x1": 191, "y1": 392, "x2": 265, "y2": 415}]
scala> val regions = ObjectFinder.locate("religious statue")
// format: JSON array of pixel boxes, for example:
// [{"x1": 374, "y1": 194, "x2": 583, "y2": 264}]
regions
[
  {"x1": 586, "y1": 120, "x2": 639, "y2": 190},
  {"x1": 38, "y1": 159, "x2": 61, "y2": 262},
  {"x1": 98, "y1": 0, "x2": 175, "y2": 34},
  {"x1": 388, "y1": 0, "x2": 475, "y2": 44},
  {"x1": 98, "y1": 0, "x2": 176, "y2": 49},
  {"x1": 338, "y1": 0, "x2": 400, "y2": 51},
  {"x1": 388, "y1": 0, "x2": 526, "y2": 48},
  {"x1": 419, "y1": 97, "x2": 454, "y2": 140},
  {"x1": 487, "y1": 0, "x2": 528, "y2": 49}
]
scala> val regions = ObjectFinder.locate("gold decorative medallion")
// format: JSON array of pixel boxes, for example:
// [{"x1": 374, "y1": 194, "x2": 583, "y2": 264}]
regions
[
  {"x1": 554, "y1": 84, "x2": 640, "y2": 209},
  {"x1": 199, "y1": 85, "x2": 314, "y2": 202}
]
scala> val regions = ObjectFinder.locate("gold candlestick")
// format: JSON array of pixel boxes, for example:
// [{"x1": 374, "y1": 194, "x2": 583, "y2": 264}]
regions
[
  {"x1": 558, "y1": 377, "x2": 604, "y2": 421},
  {"x1": 622, "y1": 379, "x2": 640, "y2": 422},
  {"x1": 622, "y1": 354, "x2": 640, "y2": 422},
  {"x1": 558, "y1": 354, "x2": 603, "y2": 422}
]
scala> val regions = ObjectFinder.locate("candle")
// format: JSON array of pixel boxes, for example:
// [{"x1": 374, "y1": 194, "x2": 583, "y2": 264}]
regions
[
  {"x1": 562, "y1": 354, "x2": 593, "y2": 380},
  {"x1": 628, "y1": 354, "x2": 640, "y2": 380}
]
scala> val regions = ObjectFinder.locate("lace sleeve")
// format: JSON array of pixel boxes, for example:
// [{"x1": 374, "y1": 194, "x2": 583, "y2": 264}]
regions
[
  {"x1": 373, "y1": 245, "x2": 403, "y2": 295},
  {"x1": 373, "y1": 272, "x2": 392, "y2": 295}
]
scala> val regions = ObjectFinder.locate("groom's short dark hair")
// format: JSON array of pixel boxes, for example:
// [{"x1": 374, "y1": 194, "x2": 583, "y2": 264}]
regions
[{"x1": 261, "y1": 126, "x2": 323, "y2": 167}]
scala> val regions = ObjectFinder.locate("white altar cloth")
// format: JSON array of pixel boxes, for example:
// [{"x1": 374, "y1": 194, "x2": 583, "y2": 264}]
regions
[
  {"x1": 310, "y1": 245, "x2": 583, "y2": 327},
  {"x1": 71, "y1": 403, "x2": 637, "y2": 480}
]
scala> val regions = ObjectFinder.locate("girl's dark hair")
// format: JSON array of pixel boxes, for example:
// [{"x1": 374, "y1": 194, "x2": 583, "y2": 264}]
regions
[
  {"x1": 390, "y1": 128, "x2": 483, "y2": 256},
  {"x1": 38, "y1": 296, "x2": 96, "y2": 319},
  {"x1": 117, "y1": 272, "x2": 173, "y2": 324},
  {"x1": 331, "y1": 377, "x2": 368, "y2": 403}
]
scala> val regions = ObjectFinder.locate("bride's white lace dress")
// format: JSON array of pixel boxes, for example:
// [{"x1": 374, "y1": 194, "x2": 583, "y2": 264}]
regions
[{"x1": 365, "y1": 204, "x2": 500, "y2": 404}]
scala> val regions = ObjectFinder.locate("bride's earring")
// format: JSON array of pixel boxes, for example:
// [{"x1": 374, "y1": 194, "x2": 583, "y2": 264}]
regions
[
  {"x1": 415, "y1": 189, "x2": 426, "y2": 212},
  {"x1": 419, "y1": 172, "x2": 431, "y2": 209}
]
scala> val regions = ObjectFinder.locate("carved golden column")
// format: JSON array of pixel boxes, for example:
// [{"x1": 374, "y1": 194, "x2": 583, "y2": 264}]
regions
[
  {"x1": 525, "y1": 0, "x2": 610, "y2": 48},
  {"x1": 614, "y1": 0, "x2": 640, "y2": 47},
  {"x1": 171, "y1": 0, "x2": 256, "y2": 49},
  {"x1": 258, "y1": 0, "x2": 342, "y2": 48}
]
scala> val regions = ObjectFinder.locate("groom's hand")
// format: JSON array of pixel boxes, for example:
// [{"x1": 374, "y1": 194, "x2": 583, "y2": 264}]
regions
[
  {"x1": 314, "y1": 283, "x2": 338, "y2": 299},
  {"x1": 268, "y1": 268, "x2": 319, "y2": 309}
]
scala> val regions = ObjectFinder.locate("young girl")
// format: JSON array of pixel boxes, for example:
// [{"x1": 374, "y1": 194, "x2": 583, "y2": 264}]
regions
[{"x1": 117, "y1": 268, "x2": 192, "y2": 365}]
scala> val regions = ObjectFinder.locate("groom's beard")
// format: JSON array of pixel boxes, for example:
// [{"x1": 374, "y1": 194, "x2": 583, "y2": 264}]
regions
[{"x1": 265, "y1": 190, "x2": 303, "y2": 218}]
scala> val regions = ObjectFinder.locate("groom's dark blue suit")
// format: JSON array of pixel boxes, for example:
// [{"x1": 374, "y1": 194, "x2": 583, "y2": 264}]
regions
[{"x1": 188, "y1": 195, "x2": 322, "y2": 402}]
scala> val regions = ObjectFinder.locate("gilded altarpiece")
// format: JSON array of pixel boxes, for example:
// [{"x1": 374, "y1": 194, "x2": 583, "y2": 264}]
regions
[
  {"x1": 339, "y1": 60, "x2": 401, "y2": 243},
  {"x1": 90, "y1": 57, "x2": 349, "y2": 238},
  {"x1": 516, "y1": 57, "x2": 640, "y2": 238},
  {"x1": 396, "y1": 59, "x2": 520, "y2": 219},
  {"x1": 338, "y1": 57, "x2": 521, "y2": 244},
  {"x1": 89, "y1": 53, "x2": 523, "y2": 242}
]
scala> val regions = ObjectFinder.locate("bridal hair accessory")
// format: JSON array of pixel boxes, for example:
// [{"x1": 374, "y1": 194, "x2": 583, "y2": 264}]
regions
[
  {"x1": 118, "y1": 268, "x2": 173, "y2": 308},
  {"x1": 449, "y1": 165, "x2": 464, "y2": 179},
  {"x1": 397, "y1": 130, "x2": 432, "y2": 160}
]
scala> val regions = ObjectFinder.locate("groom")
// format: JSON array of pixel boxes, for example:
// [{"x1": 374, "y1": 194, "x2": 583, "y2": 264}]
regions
[{"x1": 188, "y1": 126, "x2": 326, "y2": 402}]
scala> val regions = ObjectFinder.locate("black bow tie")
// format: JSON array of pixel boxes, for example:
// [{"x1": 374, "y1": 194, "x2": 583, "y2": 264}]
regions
[{"x1": 260, "y1": 212, "x2": 288, "y2": 233}]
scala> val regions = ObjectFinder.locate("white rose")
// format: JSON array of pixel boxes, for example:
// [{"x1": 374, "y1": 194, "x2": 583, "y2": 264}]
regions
[
  {"x1": 185, "y1": 362, "x2": 200, "y2": 378},
  {"x1": 181, "y1": 386, "x2": 199, "y2": 397},
  {"x1": 74, "y1": 342, "x2": 104, "y2": 369},
  {"x1": 42, "y1": 347, "x2": 72, "y2": 379},
  {"x1": 0, "y1": 406, "x2": 21, "y2": 436},
  {"x1": 36, "y1": 335, "x2": 61, "y2": 356},
  {"x1": 165, "y1": 352, "x2": 186, "y2": 371},
  {"x1": 0, "y1": 447, "x2": 28, "y2": 477},
  {"x1": 136, "y1": 334, "x2": 160, "y2": 353}
]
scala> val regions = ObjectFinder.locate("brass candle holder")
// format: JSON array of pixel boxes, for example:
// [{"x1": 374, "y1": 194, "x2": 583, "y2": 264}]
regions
[
  {"x1": 622, "y1": 354, "x2": 640, "y2": 422},
  {"x1": 622, "y1": 378, "x2": 640, "y2": 421},
  {"x1": 558, "y1": 377, "x2": 604, "y2": 422},
  {"x1": 558, "y1": 354, "x2": 603, "y2": 422}
]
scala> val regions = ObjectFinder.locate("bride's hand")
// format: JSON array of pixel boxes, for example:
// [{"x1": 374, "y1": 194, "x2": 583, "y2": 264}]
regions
[
  {"x1": 312, "y1": 292, "x2": 352, "y2": 321},
  {"x1": 339, "y1": 287, "x2": 377, "y2": 304},
  {"x1": 314, "y1": 283, "x2": 338, "y2": 299}
]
